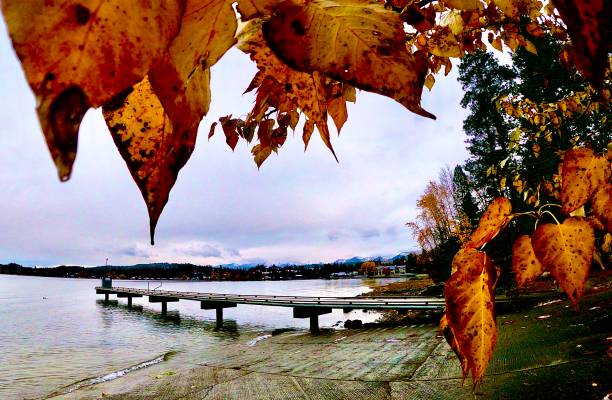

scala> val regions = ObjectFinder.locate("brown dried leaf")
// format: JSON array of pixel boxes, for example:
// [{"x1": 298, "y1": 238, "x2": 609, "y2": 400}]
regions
[
  {"x1": 103, "y1": 77, "x2": 196, "y2": 245},
  {"x1": 532, "y1": 217, "x2": 595, "y2": 307},
  {"x1": 560, "y1": 148, "x2": 610, "y2": 214},
  {"x1": 263, "y1": 0, "x2": 435, "y2": 119},
  {"x1": 445, "y1": 248, "x2": 497, "y2": 384},
  {"x1": 2, "y1": 0, "x2": 183, "y2": 180},
  {"x1": 466, "y1": 197, "x2": 513, "y2": 249},
  {"x1": 552, "y1": 0, "x2": 608, "y2": 89},
  {"x1": 512, "y1": 235, "x2": 545, "y2": 288},
  {"x1": 149, "y1": 0, "x2": 237, "y2": 138},
  {"x1": 591, "y1": 184, "x2": 612, "y2": 233}
]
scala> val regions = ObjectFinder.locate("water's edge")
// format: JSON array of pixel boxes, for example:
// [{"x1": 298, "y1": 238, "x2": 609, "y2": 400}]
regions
[{"x1": 45, "y1": 351, "x2": 177, "y2": 399}]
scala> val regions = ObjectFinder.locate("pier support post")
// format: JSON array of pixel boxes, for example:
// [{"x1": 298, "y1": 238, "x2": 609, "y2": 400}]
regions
[
  {"x1": 117, "y1": 293, "x2": 142, "y2": 309},
  {"x1": 310, "y1": 315, "x2": 319, "y2": 334},
  {"x1": 293, "y1": 307, "x2": 332, "y2": 334},
  {"x1": 104, "y1": 293, "x2": 109, "y2": 303},
  {"x1": 200, "y1": 301, "x2": 237, "y2": 329},
  {"x1": 149, "y1": 296, "x2": 179, "y2": 316},
  {"x1": 216, "y1": 308, "x2": 223, "y2": 329}
]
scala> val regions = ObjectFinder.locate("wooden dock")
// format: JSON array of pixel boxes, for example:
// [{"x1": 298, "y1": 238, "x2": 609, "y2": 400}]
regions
[{"x1": 96, "y1": 286, "x2": 446, "y2": 332}]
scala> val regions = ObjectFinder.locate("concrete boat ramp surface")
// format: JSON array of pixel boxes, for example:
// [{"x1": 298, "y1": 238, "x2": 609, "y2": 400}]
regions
[{"x1": 53, "y1": 290, "x2": 611, "y2": 400}]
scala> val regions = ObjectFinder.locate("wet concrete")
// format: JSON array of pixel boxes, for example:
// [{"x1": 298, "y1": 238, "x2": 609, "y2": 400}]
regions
[{"x1": 52, "y1": 290, "x2": 612, "y2": 400}]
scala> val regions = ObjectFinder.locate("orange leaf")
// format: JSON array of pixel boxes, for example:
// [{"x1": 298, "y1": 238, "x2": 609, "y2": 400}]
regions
[
  {"x1": 445, "y1": 248, "x2": 497, "y2": 384},
  {"x1": 466, "y1": 197, "x2": 513, "y2": 249},
  {"x1": 440, "y1": 313, "x2": 468, "y2": 379},
  {"x1": 560, "y1": 148, "x2": 610, "y2": 214},
  {"x1": 103, "y1": 77, "x2": 197, "y2": 245},
  {"x1": 262, "y1": 0, "x2": 435, "y2": 119},
  {"x1": 149, "y1": 0, "x2": 237, "y2": 139},
  {"x1": 552, "y1": 0, "x2": 608, "y2": 89},
  {"x1": 2, "y1": 0, "x2": 183, "y2": 180},
  {"x1": 532, "y1": 217, "x2": 595, "y2": 307},
  {"x1": 512, "y1": 235, "x2": 545, "y2": 288},
  {"x1": 591, "y1": 184, "x2": 612, "y2": 233}
]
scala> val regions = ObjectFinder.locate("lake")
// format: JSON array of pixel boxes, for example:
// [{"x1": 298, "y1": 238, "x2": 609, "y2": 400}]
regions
[{"x1": 0, "y1": 274, "x2": 404, "y2": 399}]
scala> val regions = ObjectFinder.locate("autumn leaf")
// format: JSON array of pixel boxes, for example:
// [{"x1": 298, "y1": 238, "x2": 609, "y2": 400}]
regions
[
  {"x1": 236, "y1": 0, "x2": 278, "y2": 20},
  {"x1": 591, "y1": 184, "x2": 612, "y2": 233},
  {"x1": 465, "y1": 197, "x2": 513, "y2": 249},
  {"x1": 103, "y1": 77, "x2": 197, "y2": 245},
  {"x1": 445, "y1": 248, "x2": 497, "y2": 384},
  {"x1": 512, "y1": 235, "x2": 545, "y2": 288},
  {"x1": 493, "y1": 0, "x2": 540, "y2": 19},
  {"x1": 2, "y1": 0, "x2": 183, "y2": 180},
  {"x1": 427, "y1": 27, "x2": 463, "y2": 58},
  {"x1": 552, "y1": 0, "x2": 608, "y2": 89},
  {"x1": 440, "y1": 313, "x2": 468, "y2": 379},
  {"x1": 560, "y1": 148, "x2": 610, "y2": 214},
  {"x1": 149, "y1": 0, "x2": 237, "y2": 139},
  {"x1": 219, "y1": 115, "x2": 242, "y2": 151},
  {"x1": 237, "y1": 21, "x2": 341, "y2": 161},
  {"x1": 532, "y1": 217, "x2": 595, "y2": 307},
  {"x1": 262, "y1": 0, "x2": 435, "y2": 119},
  {"x1": 442, "y1": 0, "x2": 482, "y2": 10}
]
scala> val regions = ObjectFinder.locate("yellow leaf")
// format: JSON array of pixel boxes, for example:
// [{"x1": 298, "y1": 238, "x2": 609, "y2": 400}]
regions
[
  {"x1": 532, "y1": 217, "x2": 595, "y2": 307},
  {"x1": 591, "y1": 184, "x2": 612, "y2": 233},
  {"x1": 103, "y1": 77, "x2": 196, "y2": 245},
  {"x1": 262, "y1": 0, "x2": 435, "y2": 119},
  {"x1": 494, "y1": 0, "x2": 539, "y2": 18},
  {"x1": 149, "y1": 0, "x2": 237, "y2": 137},
  {"x1": 445, "y1": 248, "x2": 497, "y2": 384},
  {"x1": 327, "y1": 95, "x2": 349, "y2": 133},
  {"x1": 2, "y1": 0, "x2": 183, "y2": 180},
  {"x1": 512, "y1": 235, "x2": 545, "y2": 287},
  {"x1": 523, "y1": 39, "x2": 538, "y2": 55},
  {"x1": 466, "y1": 197, "x2": 513, "y2": 249},
  {"x1": 251, "y1": 143, "x2": 273, "y2": 168},
  {"x1": 560, "y1": 148, "x2": 610, "y2": 214},
  {"x1": 425, "y1": 74, "x2": 435, "y2": 91},
  {"x1": 427, "y1": 27, "x2": 463, "y2": 58},
  {"x1": 236, "y1": 0, "x2": 278, "y2": 20}
]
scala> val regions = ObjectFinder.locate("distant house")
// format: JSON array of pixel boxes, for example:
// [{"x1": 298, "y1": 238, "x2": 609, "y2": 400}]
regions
[{"x1": 374, "y1": 265, "x2": 406, "y2": 276}]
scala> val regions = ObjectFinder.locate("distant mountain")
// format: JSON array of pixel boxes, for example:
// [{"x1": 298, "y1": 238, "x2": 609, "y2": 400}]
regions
[{"x1": 333, "y1": 252, "x2": 415, "y2": 265}]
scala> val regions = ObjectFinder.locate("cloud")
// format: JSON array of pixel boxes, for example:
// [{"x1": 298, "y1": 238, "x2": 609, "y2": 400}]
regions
[{"x1": 359, "y1": 229, "x2": 380, "y2": 239}]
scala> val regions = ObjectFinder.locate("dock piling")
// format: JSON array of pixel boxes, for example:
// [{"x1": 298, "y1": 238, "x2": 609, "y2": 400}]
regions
[
  {"x1": 201, "y1": 301, "x2": 237, "y2": 329},
  {"x1": 293, "y1": 307, "x2": 332, "y2": 334}
]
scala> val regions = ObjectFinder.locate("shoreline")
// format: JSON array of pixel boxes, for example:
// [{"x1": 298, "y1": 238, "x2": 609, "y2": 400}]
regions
[{"x1": 49, "y1": 288, "x2": 612, "y2": 400}]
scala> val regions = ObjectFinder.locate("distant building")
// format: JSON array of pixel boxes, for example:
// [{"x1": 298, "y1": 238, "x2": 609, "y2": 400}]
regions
[{"x1": 374, "y1": 265, "x2": 406, "y2": 276}]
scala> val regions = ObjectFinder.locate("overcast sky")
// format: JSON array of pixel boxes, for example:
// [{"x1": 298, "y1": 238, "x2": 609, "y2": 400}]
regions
[{"x1": 0, "y1": 19, "x2": 470, "y2": 267}]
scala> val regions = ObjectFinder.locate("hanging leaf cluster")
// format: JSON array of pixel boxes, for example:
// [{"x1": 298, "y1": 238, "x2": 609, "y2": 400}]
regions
[{"x1": 443, "y1": 147, "x2": 611, "y2": 384}]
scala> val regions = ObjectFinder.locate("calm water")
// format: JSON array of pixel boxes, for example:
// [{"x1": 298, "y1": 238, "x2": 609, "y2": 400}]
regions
[{"x1": 0, "y1": 275, "x2": 402, "y2": 399}]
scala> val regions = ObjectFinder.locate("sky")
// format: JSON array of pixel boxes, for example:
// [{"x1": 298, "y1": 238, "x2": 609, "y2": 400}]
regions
[{"x1": 0, "y1": 19, "x2": 470, "y2": 267}]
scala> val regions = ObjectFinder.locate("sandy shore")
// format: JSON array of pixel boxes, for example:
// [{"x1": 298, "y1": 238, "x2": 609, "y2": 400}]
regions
[{"x1": 50, "y1": 289, "x2": 611, "y2": 400}]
